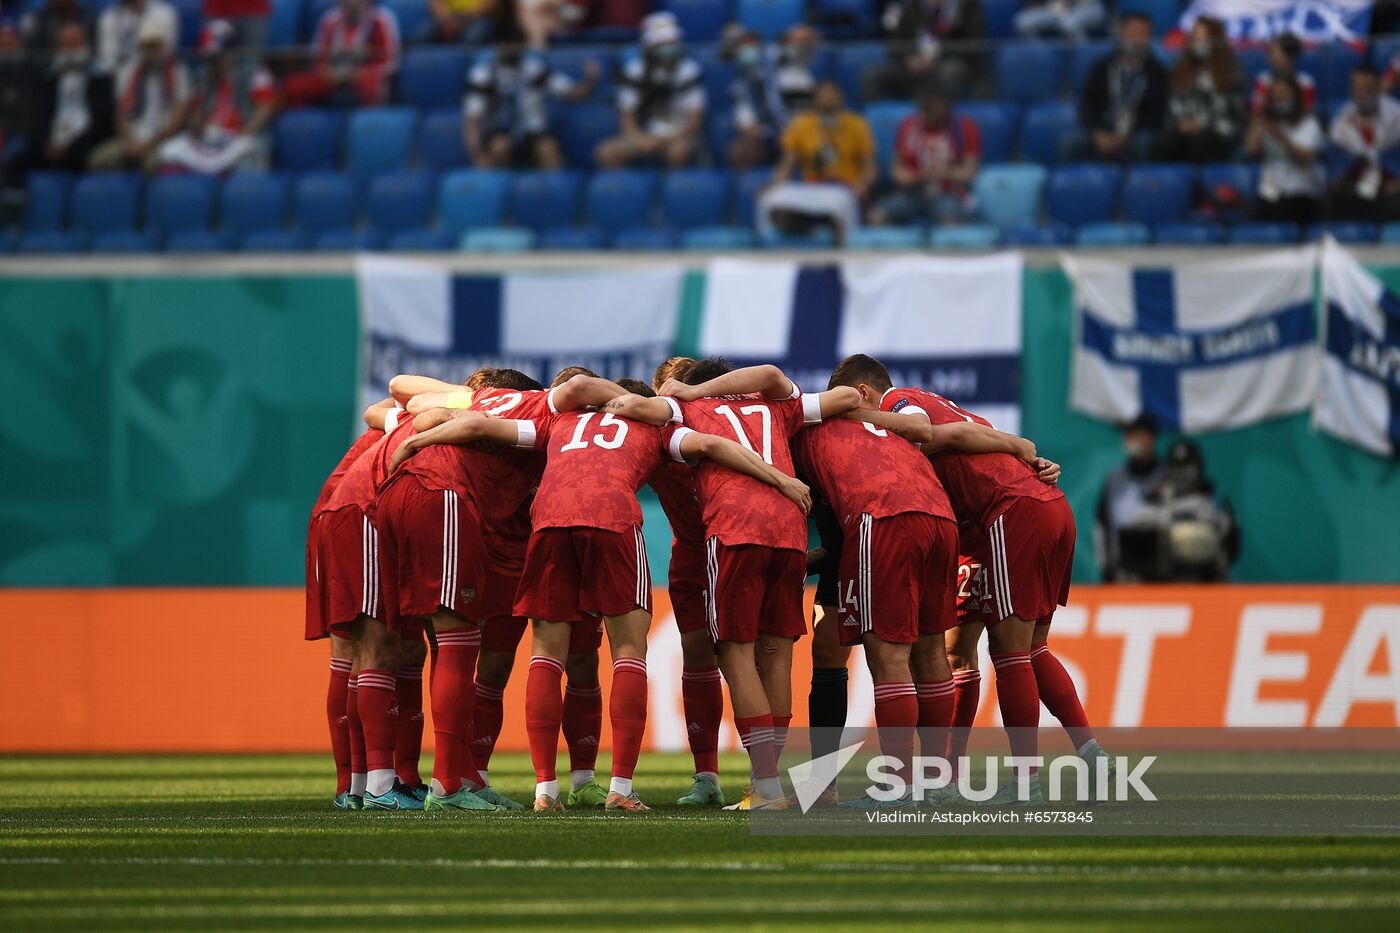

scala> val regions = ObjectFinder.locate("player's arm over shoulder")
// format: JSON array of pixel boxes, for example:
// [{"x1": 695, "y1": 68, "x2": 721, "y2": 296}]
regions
[
  {"x1": 548, "y1": 374, "x2": 629, "y2": 413},
  {"x1": 923, "y1": 421, "x2": 1036, "y2": 464},
  {"x1": 600, "y1": 392, "x2": 681, "y2": 426},
  {"x1": 362, "y1": 397, "x2": 395, "y2": 430},
  {"x1": 665, "y1": 364, "x2": 796, "y2": 402},
  {"x1": 668, "y1": 427, "x2": 811, "y2": 514},
  {"x1": 388, "y1": 374, "x2": 464, "y2": 407},
  {"x1": 390, "y1": 411, "x2": 538, "y2": 471}
]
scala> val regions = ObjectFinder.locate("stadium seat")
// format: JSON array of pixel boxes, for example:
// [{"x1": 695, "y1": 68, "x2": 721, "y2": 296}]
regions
[
  {"x1": 981, "y1": 0, "x2": 1019, "y2": 38},
  {"x1": 90, "y1": 230, "x2": 158, "y2": 253},
  {"x1": 758, "y1": 228, "x2": 836, "y2": 249},
  {"x1": 1069, "y1": 41, "x2": 1113, "y2": 95},
  {"x1": 461, "y1": 228, "x2": 537, "y2": 252},
  {"x1": 1227, "y1": 222, "x2": 1299, "y2": 245},
  {"x1": 810, "y1": 0, "x2": 876, "y2": 39},
  {"x1": 1003, "y1": 222, "x2": 1072, "y2": 246},
  {"x1": 1046, "y1": 164, "x2": 1121, "y2": 227},
  {"x1": 733, "y1": 168, "x2": 771, "y2": 226},
  {"x1": 303, "y1": 0, "x2": 338, "y2": 40},
  {"x1": 1122, "y1": 164, "x2": 1195, "y2": 226},
  {"x1": 835, "y1": 42, "x2": 887, "y2": 105},
  {"x1": 549, "y1": 47, "x2": 616, "y2": 99},
  {"x1": 929, "y1": 224, "x2": 1003, "y2": 249},
  {"x1": 661, "y1": 0, "x2": 730, "y2": 41},
  {"x1": 682, "y1": 226, "x2": 757, "y2": 249},
  {"x1": 1119, "y1": 0, "x2": 1178, "y2": 37},
  {"x1": 661, "y1": 170, "x2": 730, "y2": 229},
  {"x1": 220, "y1": 173, "x2": 290, "y2": 237},
  {"x1": 439, "y1": 170, "x2": 509, "y2": 234},
  {"x1": 865, "y1": 102, "x2": 914, "y2": 173},
  {"x1": 612, "y1": 227, "x2": 680, "y2": 250},
  {"x1": 313, "y1": 228, "x2": 385, "y2": 251},
  {"x1": 1381, "y1": 222, "x2": 1400, "y2": 245},
  {"x1": 294, "y1": 172, "x2": 358, "y2": 233},
  {"x1": 1306, "y1": 222, "x2": 1378, "y2": 244},
  {"x1": 346, "y1": 108, "x2": 418, "y2": 179},
  {"x1": 384, "y1": 0, "x2": 431, "y2": 40},
  {"x1": 389, "y1": 228, "x2": 456, "y2": 251},
  {"x1": 71, "y1": 173, "x2": 140, "y2": 234},
  {"x1": 585, "y1": 171, "x2": 657, "y2": 234},
  {"x1": 398, "y1": 49, "x2": 468, "y2": 110},
  {"x1": 559, "y1": 101, "x2": 620, "y2": 169},
  {"x1": 165, "y1": 230, "x2": 233, "y2": 253},
  {"x1": 418, "y1": 111, "x2": 467, "y2": 170},
  {"x1": 974, "y1": 163, "x2": 1046, "y2": 228},
  {"x1": 737, "y1": 0, "x2": 803, "y2": 39},
  {"x1": 273, "y1": 109, "x2": 343, "y2": 171},
  {"x1": 996, "y1": 42, "x2": 1066, "y2": 104},
  {"x1": 693, "y1": 46, "x2": 737, "y2": 123},
  {"x1": 1021, "y1": 101, "x2": 1079, "y2": 164},
  {"x1": 1298, "y1": 42, "x2": 1362, "y2": 100},
  {"x1": 539, "y1": 228, "x2": 607, "y2": 250},
  {"x1": 269, "y1": 0, "x2": 303, "y2": 46},
  {"x1": 705, "y1": 110, "x2": 738, "y2": 167},
  {"x1": 955, "y1": 102, "x2": 1020, "y2": 164},
  {"x1": 510, "y1": 171, "x2": 581, "y2": 231},
  {"x1": 1200, "y1": 162, "x2": 1260, "y2": 209},
  {"x1": 24, "y1": 172, "x2": 71, "y2": 232},
  {"x1": 240, "y1": 229, "x2": 309, "y2": 252},
  {"x1": 366, "y1": 171, "x2": 436, "y2": 234},
  {"x1": 170, "y1": 0, "x2": 201, "y2": 48},
  {"x1": 145, "y1": 175, "x2": 216, "y2": 237},
  {"x1": 848, "y1": 226, "x2": 923, "y2": 250},
  {"x1": 17, "y1": 230, "x2": 88, "y2": 253},
  {"x1": 1155, "y1": 221, "x2": 1225, "y2": 245},
  {"x1": 1075, "y1": 222, "x2": 1150, "y2": 247}
]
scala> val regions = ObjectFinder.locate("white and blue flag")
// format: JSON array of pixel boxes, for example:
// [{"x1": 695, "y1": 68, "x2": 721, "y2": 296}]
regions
[
  {"x1": 1066, "y1": 248, "x2": 1318, "y2": 433},
  {"x1": 1317, "y1": 238, "x2": 1400, "y2": 457},
  {"x1": 699, "y1": 254, "x2": 1024, "y2": 432},
  {"x1": 358, "y1": 256, "x2": 683, "y2": 408}
]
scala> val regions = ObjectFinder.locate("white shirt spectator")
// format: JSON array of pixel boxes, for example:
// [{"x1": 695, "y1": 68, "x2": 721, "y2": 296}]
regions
[
  {"x1": 97, "y1": 0, "x2": 178, "y2": 75},
  {"x1": 618, "y1": 55, "x2": 705, "y2": 139},
  {"x1": 1259, "y1": 114, "x2": 1324, "y2": 200},
  {"x1": 464, "y1": 52, "x2": 573, "y2": 138},
  {"x1": 116, "y1": 55, "x2": 190, "y2": 145},
  {"x1": 1330, "y1": 96, "x2": 1400, "y2": 165}
]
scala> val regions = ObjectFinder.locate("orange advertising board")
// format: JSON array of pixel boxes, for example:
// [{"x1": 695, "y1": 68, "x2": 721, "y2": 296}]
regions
[{"x1": 1, "y1": 585, "x2": 1396, "y2": 753}]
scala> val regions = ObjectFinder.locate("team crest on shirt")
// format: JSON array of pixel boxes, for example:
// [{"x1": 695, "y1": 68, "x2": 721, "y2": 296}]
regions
[
  {"x1": 460, "y1": 585, "x2": 476, "y2": 603},
  {"x1": 890, "y1": 399, "x2": 910, "y2": 412}
]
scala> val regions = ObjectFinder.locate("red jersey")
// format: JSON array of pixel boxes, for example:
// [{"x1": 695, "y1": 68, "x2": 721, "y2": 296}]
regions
[
  {"x1": 791, "y1": 418, "x2": 954, "y2": 531},
  {"x1": 649, "y1": 460, "x2": 705, "y2": 547},
  {"x1": 527, "y1": 410, "x2": 665, "y2": 533},
  {"x1": 326, "y1": 417, "x2": 416, "y2": 512},
  {"x1": 895, "y1": 113, "x2": 981, "y2": 195},
  {"x1": 311, "y1": 428, "x2": 383, "y2": 520},
  {"x1": 664, "y1": 391, "x2": 822, "y2": 552},
  {"x1": 879, "y1": 387, "x2": 1061, "y2": 528},
  {"x1": 469, "y1": 385, "x2": 558, "y2": 421}
]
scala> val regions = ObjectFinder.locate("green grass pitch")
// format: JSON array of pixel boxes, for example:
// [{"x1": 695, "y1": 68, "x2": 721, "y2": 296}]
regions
[{"x1": 3, "y1": 753, "x2": 1399, "y2": 931}]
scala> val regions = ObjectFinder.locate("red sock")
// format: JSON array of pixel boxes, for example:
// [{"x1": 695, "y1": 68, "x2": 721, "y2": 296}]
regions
[
  {"x1": 609, "y1": 658, "x2": 648, "y2": 781},
  {"x1": 431, "y1": 628, "x2": 482, "y2": 794},
  {"x1": 735, "y1": 714, "x2": 778, "y2": 780},
  {"x1": 327, "y1": 658, "x2": 352, "y2": 795},
  {"x1": 771, "y1": 713, "x2": 792, "y2": 767},
  {"x1": 354, "y1": 668, "x2": 399, "y2": 775},
  {"x1": 873, "y1": 681, "x2": 918, "y2": 788},
  {"x1": 525, "y1": 656, "x2": 565, "y2": 783},
  {"x1": 681, "y1": 666, "x2": 723, "y2": 776},
  {"x1": 563, "y1": 680, "x2": 602, "y2": 773},
  {"x1": 915, "y1": 678, "x2": 954, "y2": 766},
  {"x1": 471, "y1": 680, "x2": 506, "y2": 773},
  {"x1": 346, "y1": 677, "x2": 366, "y2": 783},
  {"x1": 946, "y1": 669, "x2": 981, "y2": 770},
  {"x1": 1032, "y1": 644, "x2": 1095, "y2": 751},
  {"x1": 395, "y1": 661, "x2": 425, "y2": 786},
  {"x1": 991, "y1": 652, "x2": 1039, "y2": 766}
]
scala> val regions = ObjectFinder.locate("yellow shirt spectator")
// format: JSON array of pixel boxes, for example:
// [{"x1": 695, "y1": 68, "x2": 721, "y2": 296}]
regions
[{"x1": 780, "y1": 111, "x2": 875, "y2": 188}]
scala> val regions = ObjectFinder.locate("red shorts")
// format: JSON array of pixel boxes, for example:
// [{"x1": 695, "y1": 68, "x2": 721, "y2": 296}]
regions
[
  {"x1": 962, "y1": 496, "x2": 1076, "y2": 626},
  {"x1": 319, "y1": 505, "x2": 388, "y2": 637},
  {"x1": 304, "y1": 515, "x2": 329, "y2": 640},
  {"x1": 837, "y1": 512, "x2": 958, "y2": 647},
  {"x1": 375, "y1": 477, "x2": 487, "y2": 630},
  {"x1": 704, "y1": 538, "x2": 806, "y2": 644},
  {"x1": 668, "y1": 541, "x2": 709, "y2": 635},
  {"x1": 513, "y1": 525, "x2": 652, "y2": 621}
]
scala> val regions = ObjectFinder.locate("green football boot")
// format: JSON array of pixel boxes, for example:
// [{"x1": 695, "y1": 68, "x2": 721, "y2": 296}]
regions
[
  {"x1": 566, "y1": 779, "x2": 608, "y2": 808},
  {"x1": 363, "y1": 785, "x2": 426, "y2": 811},
  {"x1": 333, "y1": 791, "x2": 363, "y2": 810},
  {"x1": 475, "y1": 786, "x2": 526, "y2": 810},
  {"x1": 922, "y1": 784, "x2": 964, "y2": 807},
  {"x1": 424, "y1": 788, "x2": 501, "y2": 812},
  {"x1": 676, "y1": 775, "x2": 726, "y2": 806}
]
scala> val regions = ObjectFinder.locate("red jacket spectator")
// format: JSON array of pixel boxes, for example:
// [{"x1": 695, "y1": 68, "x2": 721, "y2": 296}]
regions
[
  {"x1": 283, "y1": 0, "x2": 400, "y2": 108},
  {"x1": 894, "y1": 109, "x2": 981, "y2": 195},
  {"x1": 204, "y1": 0, "x2": 269, "y2": 17}
]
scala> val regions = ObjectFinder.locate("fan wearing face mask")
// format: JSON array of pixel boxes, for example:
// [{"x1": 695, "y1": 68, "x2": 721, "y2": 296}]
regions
[
  {"x1": 1329, "y1": 63, "x2": 1400, "y2": 223},
  {"x1": 1245, "y1": 72, "x2": 1324, "y2": 226},
  {"x1": 594, "y1": 12, "x2": 705, "y2": 170},
  {"x1": 1155, "y1": 15, "x2": 1244, "y2": 163},
  {"x1": 723, "y1": 24, "x2": 820, "y2": 171}
]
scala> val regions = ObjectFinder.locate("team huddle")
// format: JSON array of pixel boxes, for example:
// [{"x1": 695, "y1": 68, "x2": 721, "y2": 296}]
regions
[{"x1": 305, "y1": 353, "x2": 1110, "y2": 813}]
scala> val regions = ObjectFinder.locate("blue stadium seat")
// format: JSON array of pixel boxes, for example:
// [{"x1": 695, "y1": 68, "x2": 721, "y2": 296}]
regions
[
  {"x1": 510, "y1": 171, "x2": 582, "y2": 231},
  {"x1": 1003, "y1": 222, "x2": 1072, "y2": 246},
  {"x1": 1122, "y1": 164, "x2": 1195, "y2": 226},
  {"x1": 974, "y1": 163, "x2": 1046, "y2": 228},
  {"x1": 419, "y1": 110, "x2": 467, "y2": 170},
  {"x1": 759, "y1": 228, "x2": 836, "y2": 249},
  {"x1": 865, "y1": 102, "x2": 913, "y2": 173},
  {"x1": 1306, "y1": 222, "x2": 1378, "y2": 244},
  {"x1": 1119, "y1": 0, "x2": 1180, "y2": 37},
  {"x1": 398, "y1": 49, "x2": 468, "y2": 110},
  {"x1": 955, "y1": 103, "x2": 1020, "y2": 163},
  {"x1": 18, "y1": 230, "x2": 88, "y2": 253},
  {"x1": 461, "y1": 228, "x2": 537, "y2": 252},
  {"x1": 303, "y1": 0, "x2": 338, "y2": 39},
  {"x1": 1075, "y1": 222, "x2": 1150, "y2": 247},
  {"x1": 367, "y1": 171, "x2": 436, "y2": 234},
  {"x1": 71, "y1": 173, "x2": 140, "y2": 234},
  {"x1": 584, "y1": 171, "x2": 656, "y2": 234},
  {"x1": 269, "y1": 0, "x2": 303, "y2": 46},
  {"x1": 294, "y1": 172, "x2": 358, "y2": 233},
  {"x1": 929, "y1": 224, "x2": 1003, "y2": 249},
  {"x1": 981, "y1": 0, "x2": 1019, "y2": 38},
  {"x1": 1069, "y1": 41, "x2": 1113, "y2": 95},
  {"x1": 1234, "y1": 46, "x2": 1268, "y2": 86},
  {"x1": 166, "y1": 230, "x2": 234, "y2": 253},
  {"x1": 835, "y1": 43, "x2": 886, "y2": 105},
  {"x1": 389, "y1": 228, "x2": 456, "y2": 251},
  {"x1": 559, "y1": 101, "x2": 620, "y2": 169},
  {"x1": 662, "y1": 170, "x2": 729, "y2": 229},
  {"x1": 145, "y1": 175, "x2": 216, "y2": 236},
  {"x1": 384, "y1": 0, "x2": 431, "y2": 40},
  {"x1": 737, "y1": 0, "x2": 803, "y2": 39},
  {"x1": 997, "y1": 42, "x2": 1066, "y2": 104},
  {"x1": 274, "y1": 109, "x2": 343, "y2": 171},
  {"x1": 1298, "y1": 42, "x2": 1362, "y2": 100},
  {"x1": 811, "y1": 0, "x2": 876, "y2": 39},
  {"x1": 347, "y1": 108, "x2": 418, "y2": 179},
  {"x1": 1227, "y1": 222, "x2": 1298, "y2": 245},
  {"x1": 1381, "y1": 222, "x2": 1400, "y2": 245},
  {"x1": 313, "y1": 229, "x2": 385, "y2": 251},
  {"x1": 682, "y1": 226, "x2": 757, "y2": 249},
  {"x1": 549, "y1": 47, "x2": 616, "y2": 99},
  {"x1": 661, "y1": 0, "x2": 731, "y2": 41},
  {"x1": 1155, "y1": 221, "x2": 1225, "y2": 245},
  {"x1": 692, "y1": 46, "x2": 736, "y2": 119},
  {"x1": 1046, "y1": 164, "x2": 1121, "y2": 226},
  {"x1": 439, "y1": 170, "x2": 509, "y2": 234},
  {"x1": 848, "y1": 227, "x2": 923, "y2": 250},
  {"x1": 539, "y1": 227, "x2": 607, "y2": 250},
  {"x1": 90, "y1": 230, "x2": 157, "y2": 253},
  {"x1": 1200, "y1": 162, "x2": 1260, "y2": 207},
  {"x1": 24, "y1": 172, "x2": 71, "y2": 232},
  {"x1": 1021, "y1": 101, "x2": 1078, "y2": 164},
  {"x1": 733, "y1": 168, "x2": 770, "y2": 225},
  {"x1": 613, "y1": 227, "x2": 679, "y2": 250},
  {"x1": 170, "y1": 0, "x2": 201, "y2": 48},
  {"x1": 240, "y1": 229, "x2": 309, "y2": 252},
  {"x1": 705, "y1": 110, "x2": 737, "y2": 167},
  {"x1": 220, "y1": 173, "x2": 290, "y2": 236}
]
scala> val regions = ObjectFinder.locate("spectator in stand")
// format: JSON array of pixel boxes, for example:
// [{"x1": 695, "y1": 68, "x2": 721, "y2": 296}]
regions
[
  {"x1": 157, "y1": 19, "x2": 278, "y2": 174},
  {"x1": 1014, "y1": 0, "x2": 1104, "y2": 41},
  {"x1": 1329, "y1": 64, "x2": 1400, "y2": 222},
  {"x1": 757, "y1": 79, "x2": 875, "y2": 246},
  {"x1": 0, "y1": 20, "x2": 35, "y2": 165},
  {"x1": 1095, "y1": 414, "x2": 1163, "y2": 583},
  {"x1": 1245, "y1": 73, "x2": 1324, "y2": 226},
  {"x1": 88, "y1": 16, "x2": 189, "y2": 170},
  {"x1": 283, "y1": 0, "x2": 400, "y2": 108},
  {"x1": 724, "y1": 23, "x2": 820, "y2": 170},
  {"x1": 1249, "y1": 33, "x2": 1314, "y2": 116},
  {"x1": 1063, "y1": 11, "x2": 1168, "y2": 162},
  {"x1": 863, "y1": 0, "x2": 984, "y2": 104},
  {"x1": 21, "y1": 0, "x2": 92, "y2": 52},
  {"x1": 4, "y1": 21, "x2": 112, "y2": 175},
  {"x1": 96, "y1": 0, "x2": 177, "y2": 76},
  {"x1": 870, "y1": 82, "x2": 978, "y2": 226},
  {"x1": 464, "y1": 44, "x2": 596, "y2": 169},
  {"x1": 425, "y1": 0, "x2": 498, "y2": 44},
  {"x1": 1155, "y1": 16, "x2": 1244, "y2": 163},
  {"x1": 595, "y1": 12, "x2": 705, "y2": 169}
]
